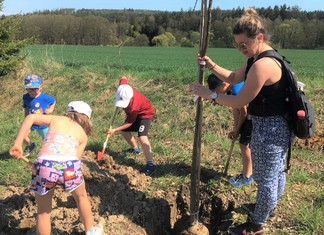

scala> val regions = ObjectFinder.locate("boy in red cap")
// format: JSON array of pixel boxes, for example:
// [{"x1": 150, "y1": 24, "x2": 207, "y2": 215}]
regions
[{"x1": 107, "y1": 76, "x2": 155, "y2": 176}]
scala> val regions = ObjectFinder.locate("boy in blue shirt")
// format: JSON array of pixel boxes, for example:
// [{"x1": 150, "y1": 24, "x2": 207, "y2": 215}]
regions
[
  {"x1": 207, "y1": 73, "x2": 253, "y2": 187},
  {"x1": 22, "y1": 74, "x2": 56, "y2": 157}
]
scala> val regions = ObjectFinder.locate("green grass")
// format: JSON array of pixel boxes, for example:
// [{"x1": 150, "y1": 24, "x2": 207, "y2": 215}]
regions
[
  {"x1": 296, "y1": 199, "x2": 324, "y2": 234},
  {"x1": 1, "y1": 45, "x2": 323, "y2": 234}
]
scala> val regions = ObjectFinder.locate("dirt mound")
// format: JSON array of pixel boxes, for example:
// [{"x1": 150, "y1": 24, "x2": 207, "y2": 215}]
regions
[{"x1": 0, "y1": 151, "x2": 236, "y2": 235}]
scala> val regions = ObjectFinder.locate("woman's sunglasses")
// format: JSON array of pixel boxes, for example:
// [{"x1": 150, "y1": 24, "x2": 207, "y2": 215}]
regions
[{"x1": 233, "y1": 42, "x2": 249, "y2": 50}]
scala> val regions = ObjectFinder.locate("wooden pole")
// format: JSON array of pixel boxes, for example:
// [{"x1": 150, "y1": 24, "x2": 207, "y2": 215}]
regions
[{"x1": 190, "y1": 0, "x2": 213, "y2": 225}]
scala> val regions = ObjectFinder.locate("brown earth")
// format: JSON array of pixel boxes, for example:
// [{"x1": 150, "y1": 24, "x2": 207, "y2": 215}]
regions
[
  {"x1": 0, "y1": 125, "x2": 323, "y2": 235},
  {"x1": 0, "y1": 151, "x2": 237, "y2": 235}
]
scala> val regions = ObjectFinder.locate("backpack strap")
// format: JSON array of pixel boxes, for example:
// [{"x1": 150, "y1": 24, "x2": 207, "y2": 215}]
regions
[
  {"x1": 255, "y1": 49, "x2": 289, "y2": 65},
  {"x1": 285, "y1": 138, "x2": 292, "y2": 173},
  {"x1": 255, "y1": 50, "x2": 293, "y2": 173}
]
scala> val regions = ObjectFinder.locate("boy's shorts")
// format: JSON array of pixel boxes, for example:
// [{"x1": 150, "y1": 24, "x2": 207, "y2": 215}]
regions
[
  {"x1": 30, "y1": 158, "x2": 83, "y2": 195},
  {"x1": 239, "y1": 119, "x2": 252, "y2": 145},
  {"x1": 35, "y1": 127, "x2": 49, "y2": 139},
  {"x1": 123, "y1": 118, "x2": 152, "y2": 137}
]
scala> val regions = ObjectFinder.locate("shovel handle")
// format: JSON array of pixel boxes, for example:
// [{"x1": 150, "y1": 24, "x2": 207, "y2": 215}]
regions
[
  {"x1": 20, "y1": 156, "x2": 32, "y2": 165},
  {"x1": 98, "y1": 108, "x2": 118, "y2": 161},
  {"x1": 224, "y1": 140, "x2": 235, "y2": 175},
  {"x1": 103, "y1": 126, "x2": 112, "y2": 144},
  {"x1": 103, "y1": 107, "x2": 118, "y2": 146}
]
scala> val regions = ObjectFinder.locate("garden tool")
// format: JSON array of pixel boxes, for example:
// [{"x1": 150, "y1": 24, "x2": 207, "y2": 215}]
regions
[
  {"x1": 224, "y1": 140, "x2": 235, "y2": 175},
  {"x1": 97, "y1": 107, "x2": 119, "y2": 160},
  {"x1": 20, "y1": 156, "x2": 32, "y2": 165}
]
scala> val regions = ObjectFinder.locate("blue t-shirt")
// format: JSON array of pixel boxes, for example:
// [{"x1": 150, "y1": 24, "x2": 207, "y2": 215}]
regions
[
  {"x1": 22, "y1": 93, "x2": 56, "y2": 130},
  {"x1": 230, "y1": 81, "x2": 244, "y2": 96}
]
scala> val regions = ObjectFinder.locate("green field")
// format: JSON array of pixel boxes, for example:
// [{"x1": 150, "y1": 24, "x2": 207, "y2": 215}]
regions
[
  {"x1": 1, "y1": 45, "x2": 323, "y2": 234},
  {"x1": 24, "y1": 45, "x2": 324, "y2": 79}
]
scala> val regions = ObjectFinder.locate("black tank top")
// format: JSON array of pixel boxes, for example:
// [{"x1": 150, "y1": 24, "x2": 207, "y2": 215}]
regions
[{"x1": 245, "y1": 51, "x2": 288, "y2": 117}]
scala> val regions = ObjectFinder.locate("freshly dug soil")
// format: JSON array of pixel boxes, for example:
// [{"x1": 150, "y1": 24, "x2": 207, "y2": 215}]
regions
[{"x1": 0, "y1": 151, "x2": 236, "y2": 235}]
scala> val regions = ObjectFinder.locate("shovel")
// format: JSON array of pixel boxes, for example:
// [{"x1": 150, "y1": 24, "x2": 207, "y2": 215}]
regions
[
  {"x1": 97, "y1": 107, "x2": 119, "y2": 160},
  {"x1": 97, "y1": 131, "x2": 111, "y2": 161},
  {"x1": 20, "y1": 156, "x2": 32, "y2": 165},
  {"x1": 224, "y1": 140, "x2": 235, "y2": 175}
]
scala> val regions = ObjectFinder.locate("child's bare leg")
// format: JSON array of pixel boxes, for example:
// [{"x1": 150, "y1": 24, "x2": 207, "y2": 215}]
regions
[
  {"x1": 240, "y1": 143, "x2": 252, "y2": 178},
  {"x1": 138, "y1": 135, "x2": 153, "y2": 161},
  {"x1": 71, "y1": 181, "x2": 93, "y2": 232},
  {"x1": 121, "y1": 131, "x2": 138, "y2": 148},
  {"x1": 35, "y1": 190, "x2": 54, "y2": 235}
]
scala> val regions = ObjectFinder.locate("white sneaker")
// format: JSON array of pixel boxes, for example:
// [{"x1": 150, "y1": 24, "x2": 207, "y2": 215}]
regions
[{"x1": 89, "y1": 224, "x2": 103, "y2": 235}]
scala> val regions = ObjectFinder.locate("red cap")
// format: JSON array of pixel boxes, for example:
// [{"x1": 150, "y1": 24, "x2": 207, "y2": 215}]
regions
[
  {"x1": 297, "y1": 110, "x2": 305, "y2": 118},
  {"x1": 119, "y1": 76, "x2": 128, "y2": 85}
]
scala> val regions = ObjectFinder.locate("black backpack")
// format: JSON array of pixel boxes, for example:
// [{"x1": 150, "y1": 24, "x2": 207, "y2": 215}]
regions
[{"x1": 256, "y1": 50, "x2": 316, "y2": 171}]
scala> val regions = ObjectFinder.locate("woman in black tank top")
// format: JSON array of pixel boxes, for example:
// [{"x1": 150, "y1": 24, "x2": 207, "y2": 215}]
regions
[{"x1": 190, "y1": 7, "x2": 290, "y2": 235}]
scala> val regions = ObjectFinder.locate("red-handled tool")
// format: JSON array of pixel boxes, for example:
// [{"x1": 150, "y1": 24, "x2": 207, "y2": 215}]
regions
[{"x1": 97, "y1": 107, "x2": 119, "y2": 160}]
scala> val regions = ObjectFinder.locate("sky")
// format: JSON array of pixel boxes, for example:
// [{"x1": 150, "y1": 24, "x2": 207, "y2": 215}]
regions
[{"x1": 2, "y1": 0, "x2": 324, "y2": 15}]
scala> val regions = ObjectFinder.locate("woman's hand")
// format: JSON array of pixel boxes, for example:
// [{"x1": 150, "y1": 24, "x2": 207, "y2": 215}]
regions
[
  {"x1": 197, "y1": 54, "x2": 215, "y2": 70},
  {"x1": 9, "y1": 145, "x2": 23, "y2": 159},
  {"x1": 189, "y1": 82, "x2": 213, "y2": 100}
]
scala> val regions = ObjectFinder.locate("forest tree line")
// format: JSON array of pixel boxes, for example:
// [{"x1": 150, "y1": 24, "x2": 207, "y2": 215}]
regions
[{"x1": 11, "y1": 5, "x2": 324, "y2": 49}]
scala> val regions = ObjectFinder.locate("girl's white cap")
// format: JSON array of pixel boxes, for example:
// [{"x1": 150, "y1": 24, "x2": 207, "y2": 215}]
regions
[{"x1": 67, "y1": 101, "x2": 92, "y2": 118}]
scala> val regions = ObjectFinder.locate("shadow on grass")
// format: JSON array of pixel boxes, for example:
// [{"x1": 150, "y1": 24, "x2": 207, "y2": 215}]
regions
[{"x1": 0, "y1": 151, "x2": 11, "y2": 161}]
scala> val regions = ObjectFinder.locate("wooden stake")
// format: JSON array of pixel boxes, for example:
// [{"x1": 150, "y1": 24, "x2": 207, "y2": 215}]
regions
[{"x1": 190, "y1": 0, "x2": 213, "y2": 225}]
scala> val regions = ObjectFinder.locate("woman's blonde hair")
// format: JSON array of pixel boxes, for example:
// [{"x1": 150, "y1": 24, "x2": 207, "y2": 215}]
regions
[
  {"x1": 65, "y1": 112, "x2": 96, "y2": 138},
  {"x1": 233, "y1": 8, "x2": 270, "y2": 42}
]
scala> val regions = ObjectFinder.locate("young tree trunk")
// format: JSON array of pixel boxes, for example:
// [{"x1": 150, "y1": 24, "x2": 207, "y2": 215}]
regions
[{"x1": 190, "y1": 0, "x2": 213, "y2": 226}]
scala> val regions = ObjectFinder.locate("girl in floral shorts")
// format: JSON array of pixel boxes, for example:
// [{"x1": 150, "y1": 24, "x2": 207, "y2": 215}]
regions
[{"x1": 10, "y1": 101, "x2": 103, "y2": 235}]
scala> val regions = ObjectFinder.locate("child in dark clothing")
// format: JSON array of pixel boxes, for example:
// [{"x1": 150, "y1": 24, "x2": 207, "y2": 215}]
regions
[{"x1": 207, "y1": 74, "x2": 253, "y2": 187}]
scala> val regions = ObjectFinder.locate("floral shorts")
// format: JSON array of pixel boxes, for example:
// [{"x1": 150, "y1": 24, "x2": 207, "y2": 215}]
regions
[{"x1": 30, "y1": 158, "x2": 83, "y2": 195}]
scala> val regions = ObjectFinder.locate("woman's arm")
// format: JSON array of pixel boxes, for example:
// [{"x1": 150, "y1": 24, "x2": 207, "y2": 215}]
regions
[
  {"x1": 191, "y1": 58, "x2": 276, "y2": 108},
  {"x1": 198, "y1": 55, "x2": 247, "y2": 85}
]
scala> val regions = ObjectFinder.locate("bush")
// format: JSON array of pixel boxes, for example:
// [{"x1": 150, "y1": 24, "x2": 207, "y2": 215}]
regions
[{"x1": 0, "y1": 14, "x2": 30, "y2": 77}]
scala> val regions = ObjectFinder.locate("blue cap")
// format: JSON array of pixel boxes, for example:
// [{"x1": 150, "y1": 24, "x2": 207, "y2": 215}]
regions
[{"x1": 24, "y1": 74, "x2": 42, "y2": 88}]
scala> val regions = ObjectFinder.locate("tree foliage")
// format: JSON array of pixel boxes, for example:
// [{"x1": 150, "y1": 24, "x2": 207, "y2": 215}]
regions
[
  {"x1": 11, "y1": 6, "x2": 324, "y2": 49},
  {"x1": 152, "y1": 32, "x2": 176, "y2": 47},
  {"x1": 0, "y1": 0, "x2": 30, "y2": 76}
]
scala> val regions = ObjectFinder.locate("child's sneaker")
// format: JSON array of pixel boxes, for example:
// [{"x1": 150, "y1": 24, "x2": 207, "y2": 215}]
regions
[
  {"x1": 23, "y1": 143, "x2": 36, "y2": 157},
  {"x1": 229, "y1": 174, "x2": 253, "y2": 187},
  {"x1": 141, "y1": 164, "x2": 156, "y2": 176},
  {"x1": 125, "y1": 146, "x2": 141, "y2": 154},
  {"x1": 88, "y1": 224, "x2": 103, "y2": 235},
  {"x1": 228, "y1": 221, "x2": 264, "y2": 235}
]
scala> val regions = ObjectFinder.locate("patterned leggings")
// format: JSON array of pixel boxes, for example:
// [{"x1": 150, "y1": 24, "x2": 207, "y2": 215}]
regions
[{"x1": 250, "y1": 115, "x2": 290, "y2": 225}]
